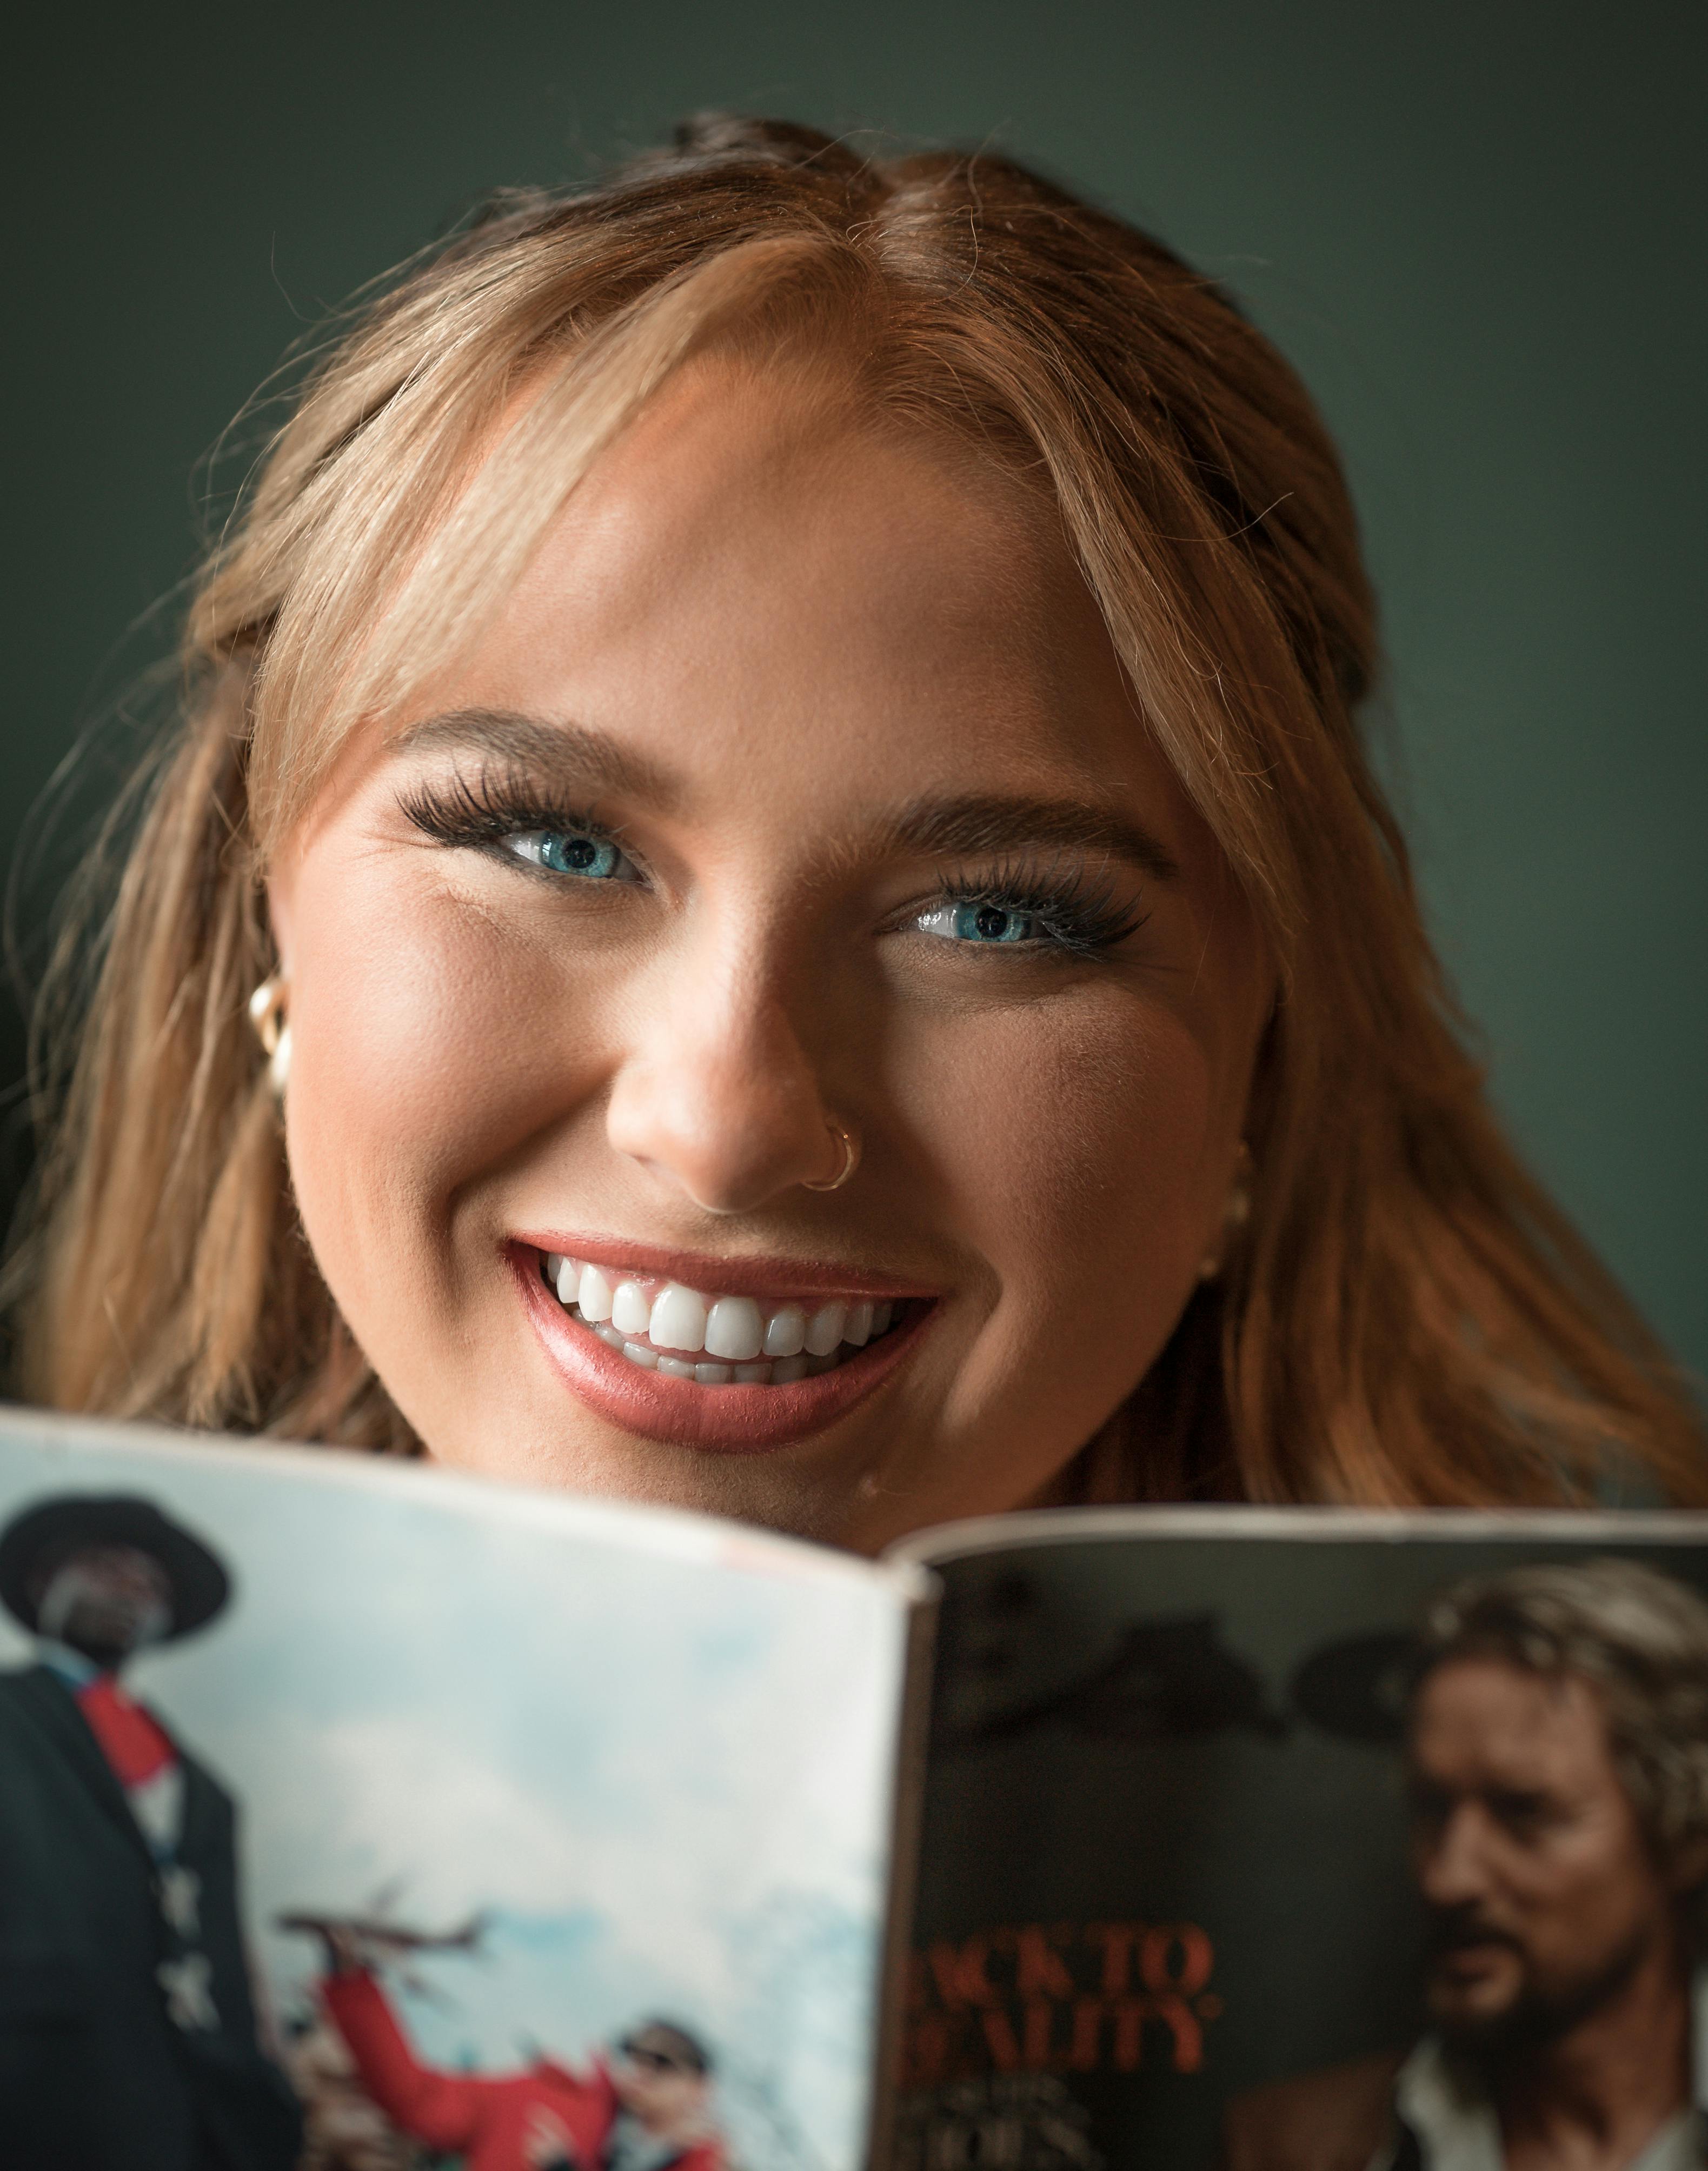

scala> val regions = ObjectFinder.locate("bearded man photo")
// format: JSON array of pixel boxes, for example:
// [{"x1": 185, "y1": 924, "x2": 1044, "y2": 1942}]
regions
[{"x1": 1222, "y1": 1557, "x2": 1708, "y2": 2171}]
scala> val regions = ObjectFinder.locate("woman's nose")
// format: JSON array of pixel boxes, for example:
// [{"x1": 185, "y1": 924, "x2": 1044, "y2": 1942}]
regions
[{"x1": 603, "y1": 956, "x2": 846, "y2": 1215}]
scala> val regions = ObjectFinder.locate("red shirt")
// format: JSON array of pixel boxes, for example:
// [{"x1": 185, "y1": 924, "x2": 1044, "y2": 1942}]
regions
[{"x1": 321, "y1": 1968, "x2": 724, "y2": 2171}]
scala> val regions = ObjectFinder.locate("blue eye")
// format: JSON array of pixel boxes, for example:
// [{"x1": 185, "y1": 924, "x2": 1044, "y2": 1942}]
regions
[
  {"x1": 916, "y1": 901, "x2": 1039, "y2": 944},
  {"x1": 505, "y1": 830, "x2": 635, "y2": 882}
]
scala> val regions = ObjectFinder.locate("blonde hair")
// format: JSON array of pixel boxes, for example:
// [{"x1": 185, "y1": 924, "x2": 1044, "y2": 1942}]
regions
[{"x1": 12, "y1": 116, "x2": 1704, "y2": 1499}]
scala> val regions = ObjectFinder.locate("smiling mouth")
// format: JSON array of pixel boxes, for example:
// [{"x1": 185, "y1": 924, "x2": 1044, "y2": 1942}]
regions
[
  {"x1": 512, "y1": 1240, "x2": 934, "y2": 1453},
  {"x1": 540, "y1": 1250, "x2": 908, "y2": 1384}
]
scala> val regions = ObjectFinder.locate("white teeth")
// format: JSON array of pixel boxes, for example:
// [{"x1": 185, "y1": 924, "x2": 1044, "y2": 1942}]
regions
[
  {"x1": 762, "y1": 1304, "x2": 807, "y2": 1358},
  {"x1": 545, "y1": 1250, "x2": 906, "y2": 1384},
  {"x1": 705, "y1": 1295, "x2": 764, "y2": 1362},
  {"x1": 803, "y1": 1300, "x2": 848, "y2": 1356},
  {"x1": 576, "y1": 1262, "x2": 614, "y2": 1322},
  {"x1": 649, "y1": 1284, "x2": 708, "y2": 1353},
  {"x1": 611, "y1": 1279, "x2": 652, "y2": 1335}
]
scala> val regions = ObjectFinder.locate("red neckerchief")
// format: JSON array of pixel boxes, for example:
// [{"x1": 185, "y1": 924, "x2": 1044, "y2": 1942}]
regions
[{"x1": 75, "y1": 1671, "x2": 178, "y2": 1787}]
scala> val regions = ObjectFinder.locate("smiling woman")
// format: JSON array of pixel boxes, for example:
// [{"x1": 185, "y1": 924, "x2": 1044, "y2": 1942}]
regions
[{"x1": 12, "y1": 116, "x2": 1703, "y2": 1548}]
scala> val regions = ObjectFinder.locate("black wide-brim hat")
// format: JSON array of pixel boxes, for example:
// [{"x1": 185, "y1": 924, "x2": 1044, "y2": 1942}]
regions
[{"x1": 0, "y1": 1493, "x2": 231, "y2": 1639}]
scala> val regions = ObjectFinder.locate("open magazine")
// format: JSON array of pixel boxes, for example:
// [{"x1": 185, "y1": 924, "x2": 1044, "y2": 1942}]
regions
[{"x1": 2, "y1": 1406, "x2": 1705, "y2": 2170}]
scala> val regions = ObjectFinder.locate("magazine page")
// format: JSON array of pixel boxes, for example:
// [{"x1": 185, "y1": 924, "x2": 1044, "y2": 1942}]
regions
[
  {"x1": 0, "y1": 1407, "x2": 931, "y2": 2171},
  {"x1": 886, "y1": 1506, "x2": 1708, "y2": 2170}
]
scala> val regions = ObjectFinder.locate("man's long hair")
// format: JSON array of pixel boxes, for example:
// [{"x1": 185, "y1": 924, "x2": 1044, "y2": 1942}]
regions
[{"x1": 1417, "y1": 1557, "x2": 1708, "y2": 1944}]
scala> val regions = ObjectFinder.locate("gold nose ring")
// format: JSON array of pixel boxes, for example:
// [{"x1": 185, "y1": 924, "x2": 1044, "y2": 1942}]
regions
[{"x1": 801, "y1": 1121, "x2": 860, "y2": 1193}]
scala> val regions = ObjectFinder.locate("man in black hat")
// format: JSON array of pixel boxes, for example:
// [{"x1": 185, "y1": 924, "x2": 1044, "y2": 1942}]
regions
[{"x1": 0, "y1": 1491, "x2": 302, "y2": 2171}]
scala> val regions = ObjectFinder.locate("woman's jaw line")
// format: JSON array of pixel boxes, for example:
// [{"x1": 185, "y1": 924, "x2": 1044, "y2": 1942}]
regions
[{"x1": 507, "y1": 1241, "x2": 940, "y2": 1455}]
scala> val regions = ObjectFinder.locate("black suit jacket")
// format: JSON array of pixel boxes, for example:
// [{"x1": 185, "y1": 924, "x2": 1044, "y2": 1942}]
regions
[{"x1": 0, "y1": 1663, "x2": 302, "y2": 2171}]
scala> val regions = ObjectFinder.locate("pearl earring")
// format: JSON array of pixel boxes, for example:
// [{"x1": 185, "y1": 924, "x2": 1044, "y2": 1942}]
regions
[
  {"x1": 247, "y1": 975, "x2": 292, "y2": 1098},
  {"x1": 1198, "y1": 1143, "x2": 1253, "y2": 1282}
]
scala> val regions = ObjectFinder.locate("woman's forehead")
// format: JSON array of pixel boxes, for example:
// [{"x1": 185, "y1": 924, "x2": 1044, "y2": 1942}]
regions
[
  {"x1": 414, "y1": 362, "x2": 1161, "y2": 796},
  {"x1": 268, "y1": 358, "x2": 1227, "y2": 899},
  {"x1": 495, "y1": 360, "x2": 1071, "y2": 650}
]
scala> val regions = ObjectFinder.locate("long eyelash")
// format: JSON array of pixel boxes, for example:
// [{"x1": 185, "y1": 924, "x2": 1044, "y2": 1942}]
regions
[
  {"x1": 401, "y1": 775, "x2": 1141, "y2": 953},
  {"x1": 398, "y1": 765, "x2": 621, "y2": 853},
  {"x1": 935, "y1": 853, "x2": 1151, "y2": 956}
]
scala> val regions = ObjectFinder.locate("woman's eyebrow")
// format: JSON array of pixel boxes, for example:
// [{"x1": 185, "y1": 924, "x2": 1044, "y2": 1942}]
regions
[
  {"x1": 877, "y1": 794, "x2": 1181, "y2": 881},
  {"x1": 393, "y1": 714, "x2": 1178, "y2": 878},
  {"x1": 390, "y1": 708, "x2": 681, "y2": 809}
]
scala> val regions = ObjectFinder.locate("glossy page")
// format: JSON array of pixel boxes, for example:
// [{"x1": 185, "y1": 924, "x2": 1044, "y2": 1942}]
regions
[
  {"x1": 0, "y1": 1408, "x2": 926, "y2": 2171},
  {"x1": 892, "y1": 1506, "x2": 1708, "y2": 2170}
]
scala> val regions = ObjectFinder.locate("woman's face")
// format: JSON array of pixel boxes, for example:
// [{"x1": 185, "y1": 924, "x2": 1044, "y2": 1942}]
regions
[{"x1": 268, "y1": 364, "x2": 1272, "y2": 1550}]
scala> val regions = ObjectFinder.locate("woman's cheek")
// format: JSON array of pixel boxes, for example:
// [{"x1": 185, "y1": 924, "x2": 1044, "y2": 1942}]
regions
[
  {"x1": 908, "y1": 990, "x2": 1219, "y2": 1377},
  {"x1": 282, "y1": 867, "x2": 593, "y2": 1310}
]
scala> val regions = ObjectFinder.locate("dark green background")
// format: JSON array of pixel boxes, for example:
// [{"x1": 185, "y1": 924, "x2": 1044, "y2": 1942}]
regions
[{"x1": 7, "y1": 4, "x2": 1704, "y2": 1377}]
